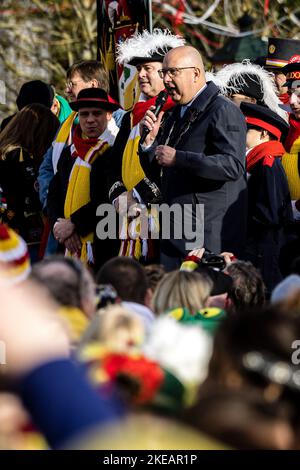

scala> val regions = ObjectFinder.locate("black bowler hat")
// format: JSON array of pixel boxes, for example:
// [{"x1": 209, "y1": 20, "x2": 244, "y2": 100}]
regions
[
  {"x1": 240, "y1": 102, "x2": 289, "y2": 142},
  {"x1": 266, "y1": 38, "x2": 300, "y2": 69},
  {"x1": 70, "y1": 88, "x2": 120, "y2": 112}
]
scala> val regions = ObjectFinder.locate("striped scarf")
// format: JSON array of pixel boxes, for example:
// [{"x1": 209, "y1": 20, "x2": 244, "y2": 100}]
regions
[
  {"x1": 121, "y1": 92, "x2": 174, "y2": 191},
  {"x1": 64, "y1": 120, "x2": 119, "y2": 264},
  {"x1": 120, "y1": 93, "x2": 173, "y2": 260},
  {"x1": 52, "y1": 111, "x2": 77, "y2": 173}
]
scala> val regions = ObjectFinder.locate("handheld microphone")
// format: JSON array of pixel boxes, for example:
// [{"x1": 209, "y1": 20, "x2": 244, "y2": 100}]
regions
[{"x1": 139, "y1": 90, "x2": 168, "y2": 145}]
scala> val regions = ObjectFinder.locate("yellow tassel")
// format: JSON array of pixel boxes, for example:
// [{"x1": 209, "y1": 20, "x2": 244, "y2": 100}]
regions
[
  {"x1": 134, "y1": 238, "x2": 141, "y2": 260},
  {"x1": 125, "y1": 240, "x2": 130, "y2": 257},
  {"x1": 19, "y1": 148, "x2": 24, "y2": 162}
]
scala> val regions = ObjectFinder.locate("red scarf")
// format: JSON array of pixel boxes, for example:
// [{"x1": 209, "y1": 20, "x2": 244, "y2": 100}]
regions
[
  {"x1": 246, "y1": 141, "x2": 285, "y2": 173},
  {"x1": 279, "y1": 93, "x2": 290, "y2": 105},
  {"x1": 284, "y1": 114, "x2": 300, "y2": 153},
  {"x1": 132, "y1": 93, "x2": 175, "y2": 127},
  {"x1": 72, "y1": 125, "x2": 99, "y2": 159}
]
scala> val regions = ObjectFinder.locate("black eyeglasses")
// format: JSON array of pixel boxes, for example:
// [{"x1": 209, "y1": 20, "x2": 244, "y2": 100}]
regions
[{"x1": 158, "y1": 67, "x2": 198, "y2": 79}]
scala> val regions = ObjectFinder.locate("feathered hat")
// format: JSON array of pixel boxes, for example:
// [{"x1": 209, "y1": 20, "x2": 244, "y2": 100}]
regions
[
  {"x1": 212, "y1": 60, "x2": 287, "y2": 120},
  {"x1": 116, "y1": 28, "x2": 185, "y2": 66}
]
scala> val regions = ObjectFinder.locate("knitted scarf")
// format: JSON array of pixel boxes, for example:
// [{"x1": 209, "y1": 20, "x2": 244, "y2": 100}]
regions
[
  {"x1": 282, "y1": 115, "x2": 300, "y2": 200},
  {"x1": 64, "y1": 121, "x2": 119, "y2": 264},
  {"x1": 246, "y1": 141, "x2": 285, "y2": 173}
]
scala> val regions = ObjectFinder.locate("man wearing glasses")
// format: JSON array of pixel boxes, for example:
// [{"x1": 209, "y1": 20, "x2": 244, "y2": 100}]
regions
[
  {"x1": 108, "y1": 29, "x2": 184, "y2": 261},
  {"x1": 139, "y1": 46, "x2": 247, "y2": 271}
]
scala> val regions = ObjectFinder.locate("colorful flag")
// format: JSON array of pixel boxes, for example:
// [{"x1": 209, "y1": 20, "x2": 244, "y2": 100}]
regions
[{"x1": 97, "y1": 1, "x2": 152, "y2": 110}]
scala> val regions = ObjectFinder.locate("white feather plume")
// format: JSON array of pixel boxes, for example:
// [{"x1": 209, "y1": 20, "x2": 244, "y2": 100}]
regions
[
  {"x1": 211, "y1": 60, "x2": 287, "y2": 120},
  {"x1": 116, "y1": 28, "x2": 185, "y2": 65}
]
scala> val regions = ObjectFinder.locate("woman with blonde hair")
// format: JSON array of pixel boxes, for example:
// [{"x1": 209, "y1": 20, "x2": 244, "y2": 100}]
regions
[{"x1": 152, "y1": 270, "x2": 213, "y2": 316}]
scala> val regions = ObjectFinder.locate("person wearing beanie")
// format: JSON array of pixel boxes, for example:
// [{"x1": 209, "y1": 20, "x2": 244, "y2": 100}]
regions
[
  {"x1": 0, "y1": 80, "x2": 55, "y2": 131},
  {"x1": 280, "y1": 59, "x2": 300, "y2": 219},
  {"x1": 240, "y1": 102, "x2": 293, "y2": 293},
  {"x1": 213, "y1": 60, "x2": 287, "y2": 120},
  {"x1": 0, "y1": 223, "x2": 31, "y2": 285},
  {"x1": 108, "y1": 29, "x2": 185, "y2": 261},
  {"x1": 47, "y1": 88, "x2": 120, "y2": 270}
]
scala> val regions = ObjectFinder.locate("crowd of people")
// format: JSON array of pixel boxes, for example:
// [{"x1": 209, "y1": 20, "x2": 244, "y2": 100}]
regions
[{"x1": 1, "y1": 29, "x2": 300, "y2": 450}]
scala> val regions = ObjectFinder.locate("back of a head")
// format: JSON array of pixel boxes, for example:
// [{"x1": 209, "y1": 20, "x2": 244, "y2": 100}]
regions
[
  {"x1": 208, "y1": 305, "x2": 300, "y2": 384},
  {"x1": 30, "y1": 256, "x2": 95, "y2": 314},
  {"x1": 152, "y1": 270, "x2": 213, "y2": 316},
  {"x1": 144, "y1": 264, "x2": 166, "y2": 293},
  {"x1": 67, "y1": 60, "x2": 109, "y2": 92},
  {"x1": 16, "y1": 80, "x2": 55, "y2": 110},
  {"x1": 225, "y1": 261, "x2": 265, "y2": 312},
  {"x1": 96, "y1": 257, "x2": 148, "y2": 305},
  {"x1": 0, "y1": 103, "x2": 59, "y2": 161}
]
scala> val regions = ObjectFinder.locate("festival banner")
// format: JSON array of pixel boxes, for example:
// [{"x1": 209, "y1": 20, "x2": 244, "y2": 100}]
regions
[{"x1": 97, "y1": 1, "x2": 152, "y2": 110}]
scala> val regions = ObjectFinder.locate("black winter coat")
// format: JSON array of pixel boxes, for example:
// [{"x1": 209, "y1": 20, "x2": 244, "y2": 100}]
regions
[{"x1": 139, "y1": 81, "x2": 247, "y2": 267}]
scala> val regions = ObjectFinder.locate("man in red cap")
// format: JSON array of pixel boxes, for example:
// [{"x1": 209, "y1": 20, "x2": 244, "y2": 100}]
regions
[
  {"x1": 47, "y1": 88, "x2": 120, "y2": 270},
  {"x1": 240, "y1": 102, "x2": 293, "y2": 292}
]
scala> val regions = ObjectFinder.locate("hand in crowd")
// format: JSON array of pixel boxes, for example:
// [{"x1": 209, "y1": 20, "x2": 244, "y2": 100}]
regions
[
  {"x1": 188, "y1": 248, "x2": 205, "y2": 259},
  {"x1": 140, "y1": 106, "x2": 164, "y2": 147},
  {"x1": 114, "y1": 191, "x2": 138, "y2": 215},
  {"x1": 53, "y1": 218, "x2": 75, "y2": 243},
  {"x1": 0, "y1": 278, "x2": 70, "y2": 375},
  {"x1": 188, "y1": 248, "x2": 235, "y2": 267},
  {"x1": 219, "y1": 252, "x2": 236, "y2": 267},
  {"x1": 64, "y1": 232, "x2": 82, "y2": 255},
  {"x1": 155, "y1": 145, "x2": 176, "y2": 167}
]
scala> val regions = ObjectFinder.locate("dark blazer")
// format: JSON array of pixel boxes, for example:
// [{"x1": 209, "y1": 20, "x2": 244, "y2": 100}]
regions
[{"x1": 139, "y1": 81, "x2": 247, "y2": 266}]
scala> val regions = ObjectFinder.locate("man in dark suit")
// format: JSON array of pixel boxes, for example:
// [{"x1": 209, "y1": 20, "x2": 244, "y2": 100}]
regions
[{"x1": 139, "y1": 46, "x2": 247, "y2": 270}]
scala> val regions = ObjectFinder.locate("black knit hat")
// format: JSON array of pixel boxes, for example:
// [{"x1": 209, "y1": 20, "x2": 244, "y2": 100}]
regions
[
  {"x1": 16, "y1": 80, "x2": 54, "y2": 110},
  {"x1": 70, "y1": 88, "x2": 120, "y2": 112}
]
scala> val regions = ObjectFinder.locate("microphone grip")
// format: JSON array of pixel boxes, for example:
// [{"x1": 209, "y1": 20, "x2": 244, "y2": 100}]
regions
[
  {"x1": 140, "y1": 126, "x2": 150, "y2": 146},
  {"x1": 139, "y1": 91, "x2": 168, "y2": 146}
]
